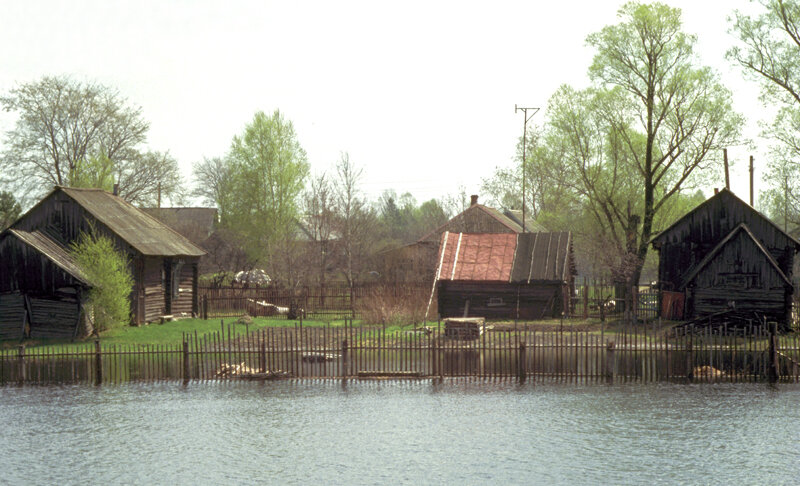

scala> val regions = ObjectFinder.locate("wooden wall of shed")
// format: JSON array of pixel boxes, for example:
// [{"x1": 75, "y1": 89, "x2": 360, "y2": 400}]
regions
[
  {"x1": 169, "y1": 261, "x2": 197, "y2": 317},
  {"x1": 0, "y1": 236, "x2": 83, "y2": 294},
  {"x1": 437, "y1": 281, "x2": 564, "y2": 320},
  {"x1": 13, "y1": 191, "x2": 139, "y2": 258},
  {"x1": 685, "y1": 232, "x2": 792, "y2": 323},
  {"x1": 656, "y1": 192, "x2": 796, "y2": 290},
  {"x1": 143, "y1": 256, "x2": 166, "y2": 322}
]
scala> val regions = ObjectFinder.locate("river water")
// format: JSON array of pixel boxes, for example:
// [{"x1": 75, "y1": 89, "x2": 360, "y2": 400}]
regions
[{"x1": 1, "y1": 381, "x2": 799, "y2": 485}]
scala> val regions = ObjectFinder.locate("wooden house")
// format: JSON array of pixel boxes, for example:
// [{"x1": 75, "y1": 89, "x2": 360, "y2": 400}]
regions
[
  {"x1": 382, "y1": 195, "x2": 547, "y2": 283},
  {"x1": 0, "y1": 187, "x2": 207, "y2": 337},
  {"x1": 651, "y1": 188, "x2": 800, "y2": 324},
  {"x1": 434, "y1": 231, "x2": 576, "y2": 320},
  {"x1": 418, "y1": 195, "x2": 546, "y2": 244}
]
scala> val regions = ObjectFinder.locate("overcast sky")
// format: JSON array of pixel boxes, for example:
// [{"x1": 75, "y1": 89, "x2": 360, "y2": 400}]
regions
[{"x1": 0, "y1": 0, "x2": 773, "y2": 207}]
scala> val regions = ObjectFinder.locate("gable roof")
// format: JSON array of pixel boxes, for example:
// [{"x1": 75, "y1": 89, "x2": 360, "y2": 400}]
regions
[
  {"x1": 503, "y1": 209, "x2": 549, "y2": 233},
  {"x1": 3, "y1": 229, "x2": 90, "y2": 285},
  {"x1": 419, "y1": 204, "x2": 533, "y2": 243},
  {"x1": 51, "y1": 187, "x2": 206, "y2": 257},
  {"x1": 651, "y1": 188, "x2": 800, "y2": 248},
  {"x1": 680, "y1": 223, "x2": 791, "y2": 290},
  {"x1": 435, "y1": 231, "x2": 574, "y2": 283}
]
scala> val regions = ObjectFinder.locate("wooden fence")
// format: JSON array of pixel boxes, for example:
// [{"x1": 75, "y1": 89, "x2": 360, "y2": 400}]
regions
[
  {"x1": 2, "y1": 322, "x2": 799, "y2": 385},
  {"x1": 198, "y1": 284, "x2": 431, "y2": 320}
]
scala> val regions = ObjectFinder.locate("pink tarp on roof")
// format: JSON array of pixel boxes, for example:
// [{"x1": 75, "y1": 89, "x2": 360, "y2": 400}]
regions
[{"x1": 437, "y1": 232, "x2": 517, "y2": 282}]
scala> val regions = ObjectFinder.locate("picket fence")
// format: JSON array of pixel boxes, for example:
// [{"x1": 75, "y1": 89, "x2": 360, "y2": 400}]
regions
[{"x1": 2, "y1": 322, "x2": 799, "y2": 385}]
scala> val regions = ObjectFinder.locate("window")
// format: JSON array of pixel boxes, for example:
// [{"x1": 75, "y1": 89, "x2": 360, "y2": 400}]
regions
[{"x1": 487, "y1": 297, "x2": 505, "y2": 307}]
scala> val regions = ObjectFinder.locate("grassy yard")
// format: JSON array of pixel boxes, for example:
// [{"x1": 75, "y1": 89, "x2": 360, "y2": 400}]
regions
[{"x1": 2, "y1": 316, "x2": 354, "y2": 351}]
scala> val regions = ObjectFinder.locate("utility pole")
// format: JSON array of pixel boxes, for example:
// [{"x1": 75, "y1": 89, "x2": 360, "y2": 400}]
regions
[
  {"x1": 749, "y1": 155, "x2": 754, "y2": 206},
  {"x1": 786, "y1": 174, "x2": 789, "y2": 233},
  {"x1": 515, "y1": 105, "x2": 539, "y2": 233}
]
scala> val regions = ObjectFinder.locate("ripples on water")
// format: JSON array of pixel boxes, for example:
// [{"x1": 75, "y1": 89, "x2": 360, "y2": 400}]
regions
[{"x1": 1, "y1": 381, "x2": 799, "y2": 485}]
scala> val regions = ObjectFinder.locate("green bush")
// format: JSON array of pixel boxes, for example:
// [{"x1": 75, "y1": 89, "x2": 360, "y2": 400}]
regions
[{"x1": 71, "y1": 229, "x2": 134, "y2": 332}]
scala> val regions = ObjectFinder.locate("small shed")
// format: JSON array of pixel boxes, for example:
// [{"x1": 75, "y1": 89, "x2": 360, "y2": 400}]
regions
[
  {"x1": 651, "y1": 188, "x2": 800, "y2": 324},
  {"x1": 0, "y1": 186, "x2": 207, "y2": 330},
  {"x1": 434, "y1": 231, "x2": 576, "y2": 320}
]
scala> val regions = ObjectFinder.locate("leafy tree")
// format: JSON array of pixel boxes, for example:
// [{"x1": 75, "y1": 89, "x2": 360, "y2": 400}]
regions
[
  {"x1": 215, "y1": 110, "x2": 309, "y2": 277},
  {"x1": 0, "y1": 76, "x2": 149, "y2": 195},
  {"x1": 0, "y1": 191, "x2": 21, "y2": 231},
  {"x1": 729, "y1": 0, "x2": 800, "y2": 231},
  {"x1": 70, "y1": 228, "x2": 134, "y2": 333},
  {"x1": 545, "y1": 2, "x2": 741, "y2": 288},
  {"x1": 192, "y1": 156, "x2": 232, "y2": 209}
]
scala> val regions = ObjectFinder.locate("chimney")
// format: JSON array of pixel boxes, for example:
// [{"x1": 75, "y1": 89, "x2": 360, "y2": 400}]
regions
[
  {"x1": 714, "y1": 188, "x2": 718, "y2": 195},
  {"x1": 113, "y1": 183, "x2": 120, "y2": 196},
  {"x1": 470, "y1": 194, "x2": 478, "y2": 206}
]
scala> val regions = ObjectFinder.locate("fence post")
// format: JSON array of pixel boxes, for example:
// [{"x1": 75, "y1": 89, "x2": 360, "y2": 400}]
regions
[
  {"x1": 631, "y1": 285, "x2": 638, "y2": 325},
  {"x1": 183, "y1": 341, "x2": 190, "y2": 385},
  {"x1": 583, "y1": 284, "x2": 588, "y2": 320},
  {"x1": 94, "y1": 339, "x2": 102, "y2": 386},
  {"x1": 17, "y1": 345, "x2": 25, "y2": 385},
  {"x1": 686, "y1": 335, "x2": 693, "y2": 381},
  {"x1": 769, "y1": 321, "x2": 779, "y2": 383},
  {"x1": 203, "y1": 295, "x2": 208, "y2": 320},
  {"x1": 605, "y1": 340, "x2": 615, "y2": 383},
  {"x1": 518, "y1": 342, "x2": 527, "y2": 384},
  {"x1": 341, "y1": 339, "x2": 349, "y2": 383},
  {"x1": 430, "y1": 339, "x2": 437, "y2": 379},
  {"x1": 259, "y1": 338, "x2": 266, "y2": 373}
]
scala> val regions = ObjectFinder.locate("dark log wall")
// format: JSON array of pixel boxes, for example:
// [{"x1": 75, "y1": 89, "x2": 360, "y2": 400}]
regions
[
  {"x1": 437, "y1": 281, "x2": 564, "y2": 320},
  {"x1": 0, "y1": 236, "x2": 83, "y2": 294},
  {"x1": 0, "y1": 292, "x2": 26, "y2": 340},
  {"x1": 657, "y1": 192, "x2": 795, "y2": 290},
  {"x1": 687, "y1": 231, "x2": 790, "y2": 322}
]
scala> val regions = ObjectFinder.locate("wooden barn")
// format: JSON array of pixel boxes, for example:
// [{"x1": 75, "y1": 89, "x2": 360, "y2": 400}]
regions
[
  {"x1": 0, "y1": 186, "x2": 207, "y2": 336},
  {"x1": 434, "y1": 231, "x2": 576, "y2": 320},
  {"x1": 651, "y1": 188, "x2": 800, "y2": 324}
]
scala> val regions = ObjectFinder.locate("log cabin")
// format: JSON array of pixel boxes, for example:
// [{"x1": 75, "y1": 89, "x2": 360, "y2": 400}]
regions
[
  {"x1": 651, "y1": 188, "x2": 800, "y2": 324},
  {"x1": 0, "y1": 186, "x2": 206, "y2": 337},
  {"x1": 434, "y1": 231, "x2": 576, "y2": 320}
]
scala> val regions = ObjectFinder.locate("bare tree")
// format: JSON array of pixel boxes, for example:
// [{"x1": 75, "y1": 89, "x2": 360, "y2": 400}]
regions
[
  {"x1": 0, "y1": 76, "x2": 149, "y2": 195},
  {"x1": 334, "y1": 153, "x2": 378, "y2": 287}
]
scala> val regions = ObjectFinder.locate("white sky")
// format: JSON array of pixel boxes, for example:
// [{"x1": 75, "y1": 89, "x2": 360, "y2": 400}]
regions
[{"x1": 0, "y1": 0, "x2": 773, "y2": 207}]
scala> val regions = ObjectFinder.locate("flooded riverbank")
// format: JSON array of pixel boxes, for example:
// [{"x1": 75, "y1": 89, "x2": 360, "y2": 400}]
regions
[{"x1": 2, "y1": 381, "x2": 799, "y2": 484}]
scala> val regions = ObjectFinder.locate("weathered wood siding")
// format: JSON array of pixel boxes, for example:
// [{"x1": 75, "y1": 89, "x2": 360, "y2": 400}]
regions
[
  {"x1": 437, "y1": 281, "x2": 564, "y2": 319},
  {"x1": 28, "y1": 296, "x2": 81, "y2": 339},
  {"x1": 0, "y1": 292, "x2": 26, "y2": 340},
  {"x1": 686, "y1": 230, "x2": 789, "y2": 322},
  {"x1": 656, "y1": 191, "x2": 795, "y2": 290},
  {"x1": 170, "y1": 261, "x2": 197, "y2": 317},
  {"x1": 143, "y1": 256, "x2": 166, "y2": 322},
  {"x1": 0, "y1": 236, "x2": 82, "y2": 294}
]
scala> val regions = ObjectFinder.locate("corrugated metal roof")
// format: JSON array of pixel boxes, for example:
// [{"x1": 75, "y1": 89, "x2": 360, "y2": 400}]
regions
[
  {"x1": 437, "y1": 231, "x2": 573, "y2": 283},
  {"x1": 6, "y1": 229, "x2": 91, "y2": 285},
  {"x1": 437, "y1": 232, "x2": 517, "y2": 282},
  {"x1": 60, "y1": 188, "x2": 206, "y2": 257},
  {"x1": 510, "y1": 231, "x2": 571, "y2": 282}
]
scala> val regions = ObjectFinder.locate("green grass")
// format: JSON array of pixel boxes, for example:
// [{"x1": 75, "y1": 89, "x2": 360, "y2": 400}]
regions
[{"x1": 4, "y1": 316, "x2": 357, "y2": 351}]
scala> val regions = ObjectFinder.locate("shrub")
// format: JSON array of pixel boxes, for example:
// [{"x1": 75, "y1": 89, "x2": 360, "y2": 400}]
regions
[
  {"x1": 71, "y1": 228, "x2": 134, "y2": 333},
  {"x1": 357, "y1": 285, "x2": 432, "y2": 325}
]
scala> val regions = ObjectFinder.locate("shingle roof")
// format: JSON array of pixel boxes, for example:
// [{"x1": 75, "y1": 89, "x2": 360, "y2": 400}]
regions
[
  {"x1": 436, "y1": 231, "x2": 573, "y2": 283},
  {"x1": 5, "y1": 229, "x2": 90, "y2": 285},
  {"x1": 59, "y1": 187, "x2": 206, "y2": 257}
]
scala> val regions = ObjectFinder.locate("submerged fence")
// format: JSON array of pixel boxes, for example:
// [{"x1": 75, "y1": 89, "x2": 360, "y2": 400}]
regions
[{"x1": 2, "y1": 323, "x2": 800, "y2": 385}]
